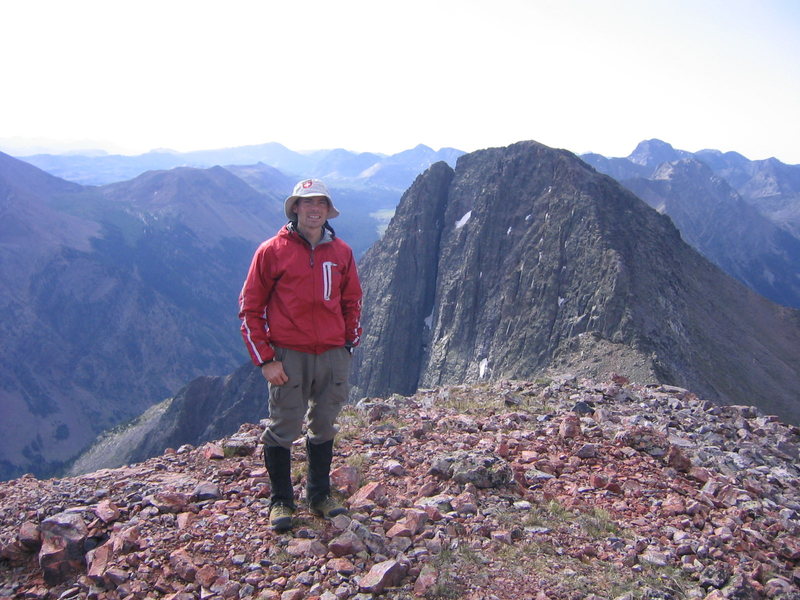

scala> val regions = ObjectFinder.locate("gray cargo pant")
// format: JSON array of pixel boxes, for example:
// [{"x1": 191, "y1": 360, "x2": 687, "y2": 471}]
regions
[{"x1": 261, "y1": 346, "x2": 352, "y2": 449}]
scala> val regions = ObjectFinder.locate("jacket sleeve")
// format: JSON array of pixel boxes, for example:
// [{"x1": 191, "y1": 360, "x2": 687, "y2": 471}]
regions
[
  {"x1": 340, "y1": 248, "x2": 363, "y2": 347},
  {"x1": 238, "y1": 243, "x2": 276, "y2": 366}
]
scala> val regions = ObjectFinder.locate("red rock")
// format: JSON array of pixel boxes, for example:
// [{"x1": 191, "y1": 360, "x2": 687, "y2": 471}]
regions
[
  {"x1": 328, "y1": 530, "x2": 367, "y2": 557},
  {"x1": 359, "y1": 559, "x2": 408, "y2": 594},
  {"x1": 559, "y1": 416, "x2": 581, "y2": 438},
  {"x1": 328, "y1": 557, "x2": 356, "y2": 575},
  {"x1": 195, "y1": 563, "x2": 218, "y2": 588},
  {"x1": 589, "y1": 473, "x2": 608, "y2": 489},
  {"x1": 331, "y1": 465, "x2": 360, "y2": 496},
  {"x1": 666, "y1": 445, "x2": 692, "y2": 472},
  {"x1": 86, "y1": 543, "x2": 113, "y2": 581},
  {"x1": 386, "y1": 521, "x2": 414, "y2": 538},
  {"x1": 281, "y1": 589, "x2": 306, "y2": 600},
  {"x1": 348, "y1": 481, "x2": 386, "y2": 510},
  {"x1": 413, "y1": 564, "x2": 437, "y2": 597},
  {"x1": 18, "y1": 521, "x2": 41, "y2": 551},
  {"x1": 168, "y1": 548, "x2": 197, "y2": 582},
  {"x1": 94, "y1": 499, "x2": 121, "y2": 523},
  {"x1": 111, "y1": 526, "x2": 142, "y2": 553},
  {"x1": 203, "y1": 443, "x2": 225, "y2": 459},
  {"x1": 286, "y1": 538, "x2": 327, "y2": 557},
  {"x1": 149, "y1": 492, "x2": 191, "y2": 513},
  {"x1": 38, "y1": 512, "x2": 89, "y2": 585}
]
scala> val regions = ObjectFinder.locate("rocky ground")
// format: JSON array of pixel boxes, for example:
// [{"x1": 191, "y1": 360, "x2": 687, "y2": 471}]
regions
[{"x1": 1, "y1": 375, "x2": 799, "y2": 599}]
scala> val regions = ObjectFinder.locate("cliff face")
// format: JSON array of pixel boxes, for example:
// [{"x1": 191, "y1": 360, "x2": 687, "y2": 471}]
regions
[
  {"x1": 352, "y1": 162, "x2": 454, "y2": 396},
  {"x1": 353, "y1": 141, "x2": 800, "y2": 425}
]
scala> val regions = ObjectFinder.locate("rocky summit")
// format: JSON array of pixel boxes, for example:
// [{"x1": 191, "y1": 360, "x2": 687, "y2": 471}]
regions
[{"x1": 1, "y1": 376, "x2": 798, "y2": 599}]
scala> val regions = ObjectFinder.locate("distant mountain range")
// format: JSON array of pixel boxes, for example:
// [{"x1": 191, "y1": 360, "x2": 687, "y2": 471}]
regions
[
  {"x1": 12, "y1": 142, "x2": 466, "y2": 189},
  {"x1": 2, "y1": 138, "x2": 800, "y2": 480},
  {"x1": 0, "y1": 144, "x2": 462, "y2": 480},
  {"x1": 581, "y1": 139, "x2": 800, "y2": 308}
]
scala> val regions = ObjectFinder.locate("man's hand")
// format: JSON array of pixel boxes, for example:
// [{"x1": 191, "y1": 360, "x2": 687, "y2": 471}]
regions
[{"x1": 261, "y1": 361, "x2": 288, "y2": 386}]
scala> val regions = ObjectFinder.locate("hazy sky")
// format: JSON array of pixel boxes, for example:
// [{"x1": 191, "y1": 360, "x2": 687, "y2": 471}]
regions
[{"x1": 2, "y1": 0, "x2": 799, "y2": 163}]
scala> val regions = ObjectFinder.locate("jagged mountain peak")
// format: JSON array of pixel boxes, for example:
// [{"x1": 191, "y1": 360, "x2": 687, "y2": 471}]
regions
[
  {"x1": 628, "y1": 138, "x2": 692, "y2": 168},
  {"x1": 353, "y1": 140, "x2": 800, "y2": 425}
]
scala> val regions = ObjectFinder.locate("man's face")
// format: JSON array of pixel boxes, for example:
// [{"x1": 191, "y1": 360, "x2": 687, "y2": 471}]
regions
[{"x1": 293, "y1": 196, "x2": 331, "y2": 229}]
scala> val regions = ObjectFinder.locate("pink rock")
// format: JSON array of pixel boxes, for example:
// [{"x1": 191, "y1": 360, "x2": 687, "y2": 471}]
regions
[
  {"x1": 328, "y1": 530, "x2": 367, "y2": 557},
  {"x1": 86, "y1": 543, "x2": 112, "y2": 581},
  {"x1": 359, "y1": 559, "x2": 408, "y2": 594},
  {"x1": 385, "y1": 460, "x2": 406, "y2": 476},
  {"x1": 203, "y1": 443, "x2": 225, "y2": 460},
  {"x1": 111, "y1": 526, "x2": 141, "y2": 554},
  {"x1": 348, "y1": 481, "x2": 386, "y2": 510},
  {"x1": 281, "y1": 589, "x2": 306, "y2": 600},
  {"x1": 328, "y1": 557, "x2": 356, "y2": 575},
  {"x1": 559, "y1": 416, "x2": 581, "y2": 438},
  {"x1": 386, "y1": 521, "x2": 414, "y2": 538},
  {"x1": 148, "y1": 492, "x2": 191, "y2": 513},
  {"x1": 195, "y1": 563, "x2": 218, "y2": 588},
  {"x1": 18, "y1": 521, "x2": 41, "y2": 551},
  {"x1": 413, "y1": 564, "x2": 438, "y2": 596},
  {"x1": 168, "y1": 548, "x2": 197, "y2": 582},
  {"x1": 95, "y1": 499, "x2": 121, "y2": 524},
  {"x1": 451, "y1": 492, "x2": 478, "y2": 515},
  {"x1": 38, "y1": 512, "x2": 89, "y2": 585},
  {"x1": 331, "y1": 465, "x2": 360, "y2": 496},
  {"x1": 286, "y1": 538, "x2": 327, "y2": 557}
]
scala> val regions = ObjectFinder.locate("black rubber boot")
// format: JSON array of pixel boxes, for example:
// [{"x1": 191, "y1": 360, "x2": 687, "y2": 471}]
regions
[
  {"x1": 306, "y1": 438, "x2": 347, "y2": 518},
  {"x1": 264, "y1": 445, "x2": 295, "y2": 531}
]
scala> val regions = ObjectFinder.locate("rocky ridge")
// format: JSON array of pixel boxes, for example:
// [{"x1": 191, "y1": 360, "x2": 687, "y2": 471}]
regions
[
  {"x1": 353, "y1": 141, "x2": 800, "y2": 426},
  {"x1": 1, "y1": 376, "x2": 799, "y2": 599}
]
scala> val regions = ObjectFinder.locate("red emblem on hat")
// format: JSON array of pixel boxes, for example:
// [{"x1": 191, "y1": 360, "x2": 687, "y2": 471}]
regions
[{"x1": 302, "y1": 179, "x2": 313, "y2": 188}]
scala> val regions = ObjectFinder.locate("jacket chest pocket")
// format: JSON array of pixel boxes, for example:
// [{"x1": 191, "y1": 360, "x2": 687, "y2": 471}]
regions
[{"x1": 321, "y1": 260, "x2": 341, "y2": 302}]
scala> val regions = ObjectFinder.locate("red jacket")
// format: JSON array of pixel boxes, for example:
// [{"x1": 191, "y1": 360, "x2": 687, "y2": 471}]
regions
[{"x1": 239, "y1": 223, "x2": 362, "y2": 366}]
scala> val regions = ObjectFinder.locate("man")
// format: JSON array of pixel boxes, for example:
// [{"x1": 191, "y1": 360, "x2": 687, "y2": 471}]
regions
[{"x1": 239, "y1": 178, "x2": 362, "y2": 532}]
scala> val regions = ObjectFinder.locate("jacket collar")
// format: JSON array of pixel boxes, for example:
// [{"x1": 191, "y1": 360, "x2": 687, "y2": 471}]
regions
[{"x1": 285, "y1": 221, "x2": 335, "y2": 246}]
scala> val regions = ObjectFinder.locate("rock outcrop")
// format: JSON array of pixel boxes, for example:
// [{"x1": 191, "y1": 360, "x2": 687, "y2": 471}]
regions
[
  {"x1": 352, "y1": 141, "x2": 800, "y2": 426},
  {"x1": 1, "y1": 376, "x2": 798, "y2": 598}
]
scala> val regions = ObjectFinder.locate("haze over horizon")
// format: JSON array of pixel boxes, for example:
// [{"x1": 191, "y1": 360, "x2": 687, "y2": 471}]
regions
[{"x1": 2, "y1": 0, "x2": 799, "y2": 164}]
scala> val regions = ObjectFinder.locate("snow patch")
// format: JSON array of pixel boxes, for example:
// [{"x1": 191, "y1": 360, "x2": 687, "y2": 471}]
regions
[
  {"x1": 479, "y1": 358, "x2": 489, "y2": 379},
  {"x1": 455, "y1": 211, "x2": 472, "y2": 229},
  {"x1": 358, "y1": 163, "x2": 382, "y2": 178}
]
